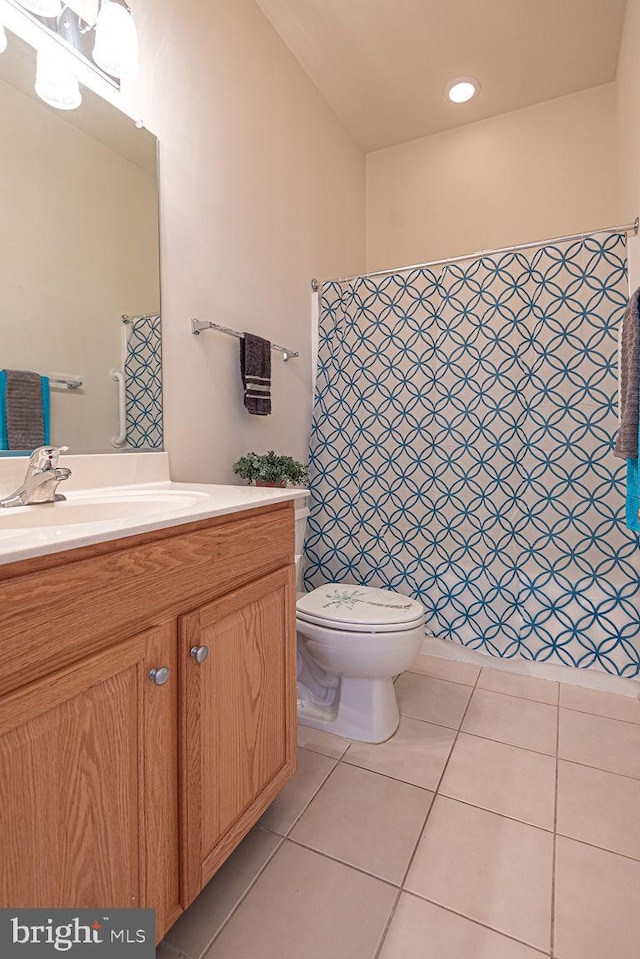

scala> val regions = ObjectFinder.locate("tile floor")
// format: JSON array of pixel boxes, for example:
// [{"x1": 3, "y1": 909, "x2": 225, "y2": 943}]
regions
[{"x1": 159, "y1": 655, "x2": 640, "y2": 959}]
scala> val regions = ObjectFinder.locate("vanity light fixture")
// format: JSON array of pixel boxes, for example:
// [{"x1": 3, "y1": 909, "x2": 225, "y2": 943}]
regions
[
  {"x1": 3, "y1": 0, "x2": 142, "y2": 114},
  {"x1": 446, "y1": 77, "x2": 480, "y2": 104},
  {"x1": 35, "y1": 46, "x2": 82, "y2": 109},
  {"x1": 15, "y1": 0, "x2": 62, "y2": 15},
  {"x1": 92, "y1": 0, "x2": 138, "y2": 79}
]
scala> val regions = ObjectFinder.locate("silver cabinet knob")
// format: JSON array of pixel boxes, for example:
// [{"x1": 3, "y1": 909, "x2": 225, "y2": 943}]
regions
[
  {"x1": 190, "y1": 645, "x2": 210, "y2": 664},
  {"x1": 149, "y1": 666, "x2": 171, "y2": 686}
]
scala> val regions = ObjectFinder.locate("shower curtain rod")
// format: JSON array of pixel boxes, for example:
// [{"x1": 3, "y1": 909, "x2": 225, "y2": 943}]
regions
[{"x1": 310, "y1": 217, "x2": 639, "y2": 291}]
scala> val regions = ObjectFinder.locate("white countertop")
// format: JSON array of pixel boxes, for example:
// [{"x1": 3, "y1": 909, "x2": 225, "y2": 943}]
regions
[{"x1": 0, "y1": 452, "x2": 308, "y2": 566}]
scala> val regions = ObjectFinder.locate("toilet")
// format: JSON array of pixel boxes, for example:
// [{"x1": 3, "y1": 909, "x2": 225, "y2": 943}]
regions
[{"x1": 296, "y1": 582, "x2": 425, "y2": 743}]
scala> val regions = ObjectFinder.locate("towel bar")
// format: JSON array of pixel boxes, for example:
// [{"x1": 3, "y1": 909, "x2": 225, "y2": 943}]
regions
[
  {"x1": 191, "y1": 318, "x2": 299, "y2": 361},
  {"x1": 48, "y1": 376, "x2": 83, "y2": 390}
]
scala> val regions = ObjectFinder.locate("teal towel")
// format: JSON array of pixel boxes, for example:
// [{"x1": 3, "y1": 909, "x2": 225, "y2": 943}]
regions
[
  {"x1": 627, "y1": 459, "x2": 640, "y2": 532},
  {"x1": 0, "y1": 371, "x2": 51, "y2": 451}
]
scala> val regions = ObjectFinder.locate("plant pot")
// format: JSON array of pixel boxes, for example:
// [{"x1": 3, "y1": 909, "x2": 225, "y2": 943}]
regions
[{"x1": 255, "y1": 480, "x2": 287, "y2": 488}]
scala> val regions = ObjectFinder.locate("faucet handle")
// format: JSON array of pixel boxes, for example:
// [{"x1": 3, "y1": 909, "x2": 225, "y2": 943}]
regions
[{"x1": 29, "y1": 446, "x2": 69, "y2": 470}]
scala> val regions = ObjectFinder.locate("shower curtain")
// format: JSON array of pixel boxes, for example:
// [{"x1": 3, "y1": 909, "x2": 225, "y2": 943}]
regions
[{"x1": 304, "y1": 233, "x2": 640, "y2": 678}]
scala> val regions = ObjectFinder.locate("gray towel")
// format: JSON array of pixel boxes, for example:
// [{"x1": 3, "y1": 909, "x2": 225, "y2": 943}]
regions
[
  {"x1": 5, "y1": 370, "x2": 45, "y2": 450},
  {"x1": 614, "y1": 288, "x2": 640, "y2": 459},
  {"x1": 240, "y1": 333, "x2": 271, "y2": 415}
]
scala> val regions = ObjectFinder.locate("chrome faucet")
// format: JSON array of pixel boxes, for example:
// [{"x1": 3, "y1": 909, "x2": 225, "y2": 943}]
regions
[{"x1": 0, "y1": 446, "x2": 71, "y2": 508}]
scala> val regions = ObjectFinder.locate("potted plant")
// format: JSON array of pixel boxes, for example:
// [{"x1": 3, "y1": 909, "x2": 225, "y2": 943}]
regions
[{"x1": 232, "y1": 450, "x2": 308, "y2": 488}]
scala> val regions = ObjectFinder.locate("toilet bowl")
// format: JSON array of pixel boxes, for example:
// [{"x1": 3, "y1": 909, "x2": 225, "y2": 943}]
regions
[{"x1": 296, "y1": 583, "x2": 425, "y2": 743}]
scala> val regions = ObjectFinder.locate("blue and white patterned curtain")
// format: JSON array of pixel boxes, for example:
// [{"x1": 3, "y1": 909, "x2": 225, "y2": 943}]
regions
[
  {"x1": 124, "y1": 313, "x2": 163, "y2": 449},
  {"x1": 304, "y1": 234, "x2": 640, "y2": 678}
]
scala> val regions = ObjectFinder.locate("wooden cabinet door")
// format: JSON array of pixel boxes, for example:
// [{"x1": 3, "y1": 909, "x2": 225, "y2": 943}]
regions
[
  {"x1": 0, "y1": 624, "x2": 179, "y2": 933},
  {"x1": 180, "y1": 566, "x2": 297, "y2": 905},
  {"x1": 142, "y1": 623, "x2": 181, "y2": 939}
]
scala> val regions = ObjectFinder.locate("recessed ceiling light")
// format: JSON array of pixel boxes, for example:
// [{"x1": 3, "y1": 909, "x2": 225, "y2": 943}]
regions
[{"x1": 446, "y1": 77, "x2": 480, "y2": 104}]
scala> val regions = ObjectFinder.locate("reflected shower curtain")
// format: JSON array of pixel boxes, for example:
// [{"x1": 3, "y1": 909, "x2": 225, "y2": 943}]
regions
[{"x1": 304, "y1": 233, "x2": 640, "y2": 677}]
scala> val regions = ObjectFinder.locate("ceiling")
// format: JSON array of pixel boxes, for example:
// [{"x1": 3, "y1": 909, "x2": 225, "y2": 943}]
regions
[{"x1": 255, "y1": 0, "x2": 628, "y2": 152}]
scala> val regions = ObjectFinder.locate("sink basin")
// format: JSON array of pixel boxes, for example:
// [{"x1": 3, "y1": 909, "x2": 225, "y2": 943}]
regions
[{"x1": 0, "y1": 488, "x2": 209, "y2": 530}]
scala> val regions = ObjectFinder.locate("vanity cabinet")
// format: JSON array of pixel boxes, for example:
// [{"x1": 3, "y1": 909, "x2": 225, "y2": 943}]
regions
[
  {"x1": 0, "y1": 501, "x2": 297, "y2": 941},
  {"x1": 180, "y1": 567, "x2": 296, "y2": 904},
  {"x1": 0, "y1": 627, "x2": 159, "y2": 910}
]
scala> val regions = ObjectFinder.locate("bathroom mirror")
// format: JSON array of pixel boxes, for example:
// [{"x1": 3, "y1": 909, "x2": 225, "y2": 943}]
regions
[{"x1": 0, "y1": 29, "x2": 161, "y2": 454}]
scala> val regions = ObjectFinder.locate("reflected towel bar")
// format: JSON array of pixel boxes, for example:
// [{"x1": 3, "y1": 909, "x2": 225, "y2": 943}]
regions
[
  {"x1": 49, "y1": 376, "x2": 83, "y2": 390},
  {"x1": 191, "y1": 318, "x2": 299, "y2": 361},
  {"x1": 121, "y1": 313, "x2": 161, "y2": 325}
]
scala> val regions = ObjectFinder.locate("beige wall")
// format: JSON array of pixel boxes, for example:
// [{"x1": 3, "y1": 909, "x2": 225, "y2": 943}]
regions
[
  {"x1": 129, "y1": 0, "x2": 366, "y2": 483},
  {"x1": 616, "y1": 0, "x2": 640, "y2": 289},
  {"x1": 0, "y1": 75, "x2": 158, "y2": 452},
  {"x1": 366, "y1": 84, "x2": 618, "y2": 272}
]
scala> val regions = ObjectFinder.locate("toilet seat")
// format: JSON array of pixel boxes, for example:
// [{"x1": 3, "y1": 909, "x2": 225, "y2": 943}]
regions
[
  {"x1": 296, "y1": 583, "x2": 425, "y2": 743},
  {"x1": 296, "y1": 583, "x2": 425, "y2": 634}
]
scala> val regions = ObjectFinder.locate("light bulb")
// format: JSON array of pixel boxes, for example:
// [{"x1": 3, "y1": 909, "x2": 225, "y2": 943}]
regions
[
  {"x1": 92, "y1": 0, "x2": 139, "y2": 79},
  {"x1": 35, "y1": 49, "x2": 82, "y2": 110},
  {"x1": 0, "y1": 24, "x2": 7, "y2": 55},
  {"x1": 15, "y1": 0, "x2": 63, "y2": 16},
  {"x1": 446, "y1": 77, "x2": 480, "y2": 104}
]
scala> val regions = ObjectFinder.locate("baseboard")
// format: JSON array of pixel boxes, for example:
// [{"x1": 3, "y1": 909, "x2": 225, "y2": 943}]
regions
[{"x1": 422, "y1": 636, "x2": 640, "y2": 699}]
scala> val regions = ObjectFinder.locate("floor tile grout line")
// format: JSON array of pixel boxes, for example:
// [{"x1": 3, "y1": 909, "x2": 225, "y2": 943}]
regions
[
  {"x1": 335, "y1": 754, "x2": 438, "y2": 793},
  {"x1": 201, "y1": 755, "x2": 343, "y2": 955},
  {"x1": 558, "y1": 703, "x2": 640, "y2": 728},
  {"x1": 408, "y1": 664, "x2": 559, "y2": 700},
  {"x1": 370, "y1": 784, "x2": 442, "y2": 959},
  {"x1": 339, "y1": 755, "x2": 447, "y2": 794},
  {"x1": 371, "y1": 667, "x2": 486, "y2": 959},
  {"x1": 159, "y1": 941, "x2": 194, "y2": 959},
  {"x1": 419, "y1": 646, "x2": 640, "y2": 689},
  {"x1": 433, "y1": 791, "x2": 555, "y2": 834},
  {"x1": 283, "y1": 835, "x2": 401, "y2": 890},
  {"x1": 371, "y1": 888, "x2": 403, "y2": 959},
  {"x1": 296, "y1": 742, "x2": 350, "y2": 762},
  {"x1": 399, "y1": 709, "x2": 558, "y2": 756},
  {"x1": 336, "y1": 705, "x2": 640, "y2": 777},
  {"x1": 417, "y1": 665, "x2": 640, "y2": 719},
  {"x1": 408, "y1": 666, "x2": 482, "y2": 846},
  {"x1": 434, "y1": 724, "x2": 640, "y2": 780},
  {"x1": 372, "y1": 670, "x2": 482, "y2": 959},
  {"x1": 405, "y1": 669, "x2": 479, "y2": 689},
  {"x1": 168, "y1": 834, "x2": 286, "y2": 959},
  {"x1": 270, "y1": 753, "x2": 343, "y2": 840},
  {"x1": 469, "y1": 687, "x2": 559, "y2": 710},
  {"x1": 409, "y1": 658, "x2": 640, "y2": 703},
  {"x1": 402, "y1": 889, "x2": 552, "y2": 957},
  {"x1": 554, "y1": 832, "x2": 640, "y2": 865},
  {"x1": 264, "y1": 781, "x2": 576, "y2": 877},
  {"x1": 478, "y1": 688, "x2": 559, "y2": 707},
  {"x1": 555, "y1": 756, "x2": 640, "y2": 783},
  {"x1": 328, "y1": 720, "x2": 564, "y2": 833}
]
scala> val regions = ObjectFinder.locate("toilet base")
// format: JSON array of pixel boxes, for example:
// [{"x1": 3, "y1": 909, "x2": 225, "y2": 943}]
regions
[{"x1": 297, "y1": 675, "x2": 400, "y2": 743}]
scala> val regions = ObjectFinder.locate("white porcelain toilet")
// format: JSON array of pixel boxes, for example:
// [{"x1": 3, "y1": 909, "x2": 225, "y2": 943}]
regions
[{"x1": 296, "y1": 583, "x2": 425, "y2": 743}]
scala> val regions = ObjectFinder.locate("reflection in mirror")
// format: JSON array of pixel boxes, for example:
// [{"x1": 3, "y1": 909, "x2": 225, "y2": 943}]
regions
[{"x1": 0, "y1": 28, "x2": 161, "y2": 454}]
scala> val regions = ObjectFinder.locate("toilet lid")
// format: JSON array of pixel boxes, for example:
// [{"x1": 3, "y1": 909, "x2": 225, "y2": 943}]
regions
[{"x1": 296, "y1": 583, "x2": 425, "y2": 633}]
